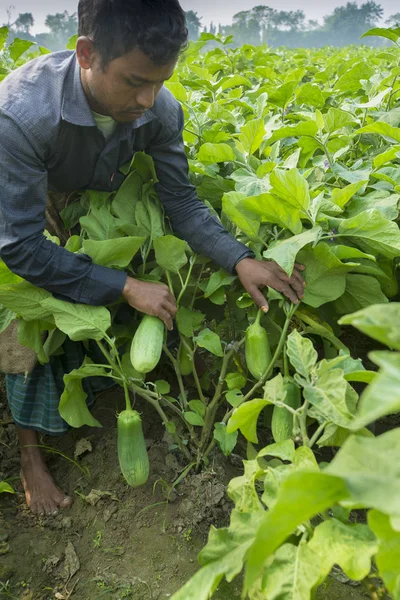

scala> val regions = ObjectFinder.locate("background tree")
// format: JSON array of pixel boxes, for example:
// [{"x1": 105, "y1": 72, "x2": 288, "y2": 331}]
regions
[
  {"x1": 13, "y1": 12, "x2": 34, "y2": 35},
  {"x1": 386, "y1": 12, "x2": 400, "y2": 27},
  {"x1": 185, "y1": 10, "x2": 202, "y2": 41},
  {"x1": 323, "y1": 1, "x2": 383, "y2": 44}
]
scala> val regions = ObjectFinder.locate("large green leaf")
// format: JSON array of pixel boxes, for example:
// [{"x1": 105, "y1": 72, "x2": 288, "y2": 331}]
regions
[
  {"x1": 18, "y1": 319, "x2": 49, "y2": 364},
  {"x1": 356, "y1": 121, "x2": 400, "y2": 143},
  {"x1": 327, "y1": 430, "x2": 400, "y2": 522},
  {"x1": 368, "y1": 510, "x2": 400, "y2": 597},
  {"x1": 238, "y1": 118, "x2": 265, "y2": 155},
  {"x1": 286, "y1": 329, "x2": 317, "y2": 379},
  {"x1": 331, "y1": 181, "x2": 367, "y2": 209},
  {"x1": 244, "y1": 471, "x2": 348, "y2": 591},
  {"x1": 227, "y1": 399, "x2": 271, "y2": 443},
  {"x1": 0, "y1": 305, "x2": 15, "y2": 334},
  {"x1": 362, "y1": 27, "x2": 400, "y2": 43},
  {"x1": 195, "y1": 328, "x2": 223, "y2": 357},
  {"x1": 334, "y1": 274, "x2": 388, "y2": 315},
  {"x1": 213, "y1": 423, "x2": 238, "y2": 457},
  {"x1": 0, "y1": 283, "x2": 53, "y2": 322},
  {"x1": 111, "y1": 171, "x2": 142, "y2": 222},
  {"x1": 82, "y1": 237, "x2": 145, "y2": 269},
  {"x1": 8, "y1": 38, "x2": 35, "y2": 62},
  {"x1": 349, "y1": 351, "x2": 400, "y2": 429},
  {"x1": 303, "y1": 368, "x2": 354, "y2": 428},
  {"x1": 308, "y1": 519, "x2": 377, "y2": 581},
  {"x1": 299, "y1": 243, "x2": 353, "y2": 308},
  {"x1": 266, "y1": 121, "x2": 318, "y2": 145},
  {"x1": 222, "y1": 192, "x2": 260, "y2": 239},
  {"x1": 60, "y1": 359, "x2": 107, "y2": 428},
  {"x1": 80, "y1": 203, "x2": 120, "y2": 241},
  {"x1": 263, "y1": 227, "x2": 322, "y2": 276},
  {"x1": 197, "y1": 143, "x2": 236, "y2": 164},
  {"x1": 269, "y1": 169, "x2": 311, "y2": 216},
  {"x1": 241, "y1": 193, "x2": 302, "y2": 235},
  {"x1": 0, "y1": 481, "x2": 15, "y2": 494},
  {"x1": 339, "y1": 303, "x2": 400, "y2": 350},
  {"x1": 338, "y1": 209, "x2": 400, "y2": 259},
  {"x1": 153, "y1": 235, "x2": 189, "y2": 273},
  {"x1": 0, "y1": 261, "x2": 23, "y2": 285},
  {"x1": 41, "y1": 298, "x2": 111, "y2": 341},
  {"x1": 204, "y1": 270, "x2": 235, "y2": 298},
  {"x1": 176, "y1": 306, "x2": 205, "y2": 338}
]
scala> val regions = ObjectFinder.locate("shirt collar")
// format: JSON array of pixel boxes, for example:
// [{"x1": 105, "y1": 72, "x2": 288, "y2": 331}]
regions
[{"x1": 61, "y1": 53, "x2": 157, "y2": 133}]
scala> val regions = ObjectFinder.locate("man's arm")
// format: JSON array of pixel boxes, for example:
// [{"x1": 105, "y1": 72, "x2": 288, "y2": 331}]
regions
[
  {"x1": 146, "y1": 105, "x2": 254, "y2": 274},
  {"x1": 0, "y1": 111, "x2": 127, "y2": 306},
  {"x1": 146, "y1": 103, "x2": 305, "y2": 308}
]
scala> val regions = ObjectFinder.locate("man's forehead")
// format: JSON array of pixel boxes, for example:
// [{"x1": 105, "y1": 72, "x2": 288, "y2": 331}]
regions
[{"x1": 112, "y1": 48, "x2": 177, "y2": 81}]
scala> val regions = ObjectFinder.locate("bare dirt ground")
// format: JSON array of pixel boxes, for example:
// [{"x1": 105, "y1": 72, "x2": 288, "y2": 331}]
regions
[{"x1": 0, "y1": 375, "x2": 386, "y2": 600}]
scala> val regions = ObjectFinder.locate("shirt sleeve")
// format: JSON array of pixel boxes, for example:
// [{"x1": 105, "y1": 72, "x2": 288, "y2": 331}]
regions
[
  {"x1": 146, "y1": 104, "x2": 254, "y2": 274},
  {"x1": 0, "y1": 111, "x2": 127, "y2": 306}
]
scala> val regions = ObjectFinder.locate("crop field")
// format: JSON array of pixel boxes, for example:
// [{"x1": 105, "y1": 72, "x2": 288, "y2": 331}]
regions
[{"x1": 1, "y1": 26, "x2": 400, "y2": 600}]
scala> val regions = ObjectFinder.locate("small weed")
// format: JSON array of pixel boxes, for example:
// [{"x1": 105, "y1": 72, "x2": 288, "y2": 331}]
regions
[
  {"x1": 183, "y1": 528, "x2": 192, "y2": 542},
  {"x1": 92, "y1": 530, "x2": 102, "y2": 548}
]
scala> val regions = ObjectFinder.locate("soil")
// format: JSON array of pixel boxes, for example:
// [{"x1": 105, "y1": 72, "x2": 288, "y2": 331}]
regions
[{"x1": 0, "y1": 375, "x2": 389, "y2": 600}]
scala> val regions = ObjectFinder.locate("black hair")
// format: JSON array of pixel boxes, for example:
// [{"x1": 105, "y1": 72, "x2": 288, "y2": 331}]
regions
[{"x1": 78, "y1": 0, "x2": 188, "y2": 66}]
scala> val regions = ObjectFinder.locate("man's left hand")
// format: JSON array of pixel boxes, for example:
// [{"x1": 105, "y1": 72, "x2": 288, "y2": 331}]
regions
[{"x1": 235, "y1": 258, "x2": 305, "y2": 312}]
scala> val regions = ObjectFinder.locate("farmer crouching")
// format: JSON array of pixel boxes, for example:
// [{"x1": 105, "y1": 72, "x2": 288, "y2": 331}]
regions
[{"x1": 0, "y1": 0, "x2": 305, "y2": 516}]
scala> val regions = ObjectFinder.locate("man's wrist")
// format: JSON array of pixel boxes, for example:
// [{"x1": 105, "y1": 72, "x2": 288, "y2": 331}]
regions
[{"x1": 234, "y1": 254, "x2": 255, "y2": 275}]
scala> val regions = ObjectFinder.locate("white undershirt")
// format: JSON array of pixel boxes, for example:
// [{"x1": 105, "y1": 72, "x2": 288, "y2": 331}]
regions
[{"x1": 91, "y1": 110, "x2": 118, "y2": 141}]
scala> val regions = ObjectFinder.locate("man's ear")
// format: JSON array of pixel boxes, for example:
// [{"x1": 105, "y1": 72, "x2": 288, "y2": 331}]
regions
[{"x1": 76, "y1": 37, "x2": 95, "y2": 70}]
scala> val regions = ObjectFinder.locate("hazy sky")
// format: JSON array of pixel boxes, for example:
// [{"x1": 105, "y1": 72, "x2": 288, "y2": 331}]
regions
[{"x1": 0, "y1": 0, "x2": 397, "y2": 32}]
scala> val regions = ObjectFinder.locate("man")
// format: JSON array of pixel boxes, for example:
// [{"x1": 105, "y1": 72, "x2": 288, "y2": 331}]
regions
[{"x1": 0, "y1": 0, "x2": 305, "y2": 517}]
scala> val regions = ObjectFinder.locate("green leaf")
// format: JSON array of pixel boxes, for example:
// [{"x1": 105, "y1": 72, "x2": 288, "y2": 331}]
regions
[
  {"x1": 0, "y1": 26, "x2": 8, "y2": 52},
  {"x1": 155, "y1": 380, "x2": 170, "y2": 395},
  {"x1": 362, "y1": 27, "x2": 400, "y2": 43},
  {"x1": 214, "y1": 423, "x2": 238, "y2": 457},
  {"x1": 348, "y1": 352, "x2": 400, "y2": 429},
  {"x1": 0, "y1": 261, "x2": 23, "y2": 285},
  {"x1": 242, "y1": 193, "x2": 302, "y2": 235},
  {"x1": 238, "y1": 118, "x2": 265, "y2": 155},
  {"x1": 368, "y1": 510, "x2": 400, "y2": 596},
  {"x1": 184, "y1": 411, "x2": 205, "y2": 426},
  {"x1": 195, "y1": 328, "x2": 223, "y2": 357},
  {"x1": 299, "y1": 243, "x2": 352, "y2": 308},
  {"x1": 176, "y1": 307, "x2": 205, "y2": 338},
  {"x1": 0, "y1": 283, "x2": 53, "y2": 322},
  {"x1": 264, "y1": 227, "x2": 321, "y2": 276},
  {"x1": 334, "y1": 275, "x2": 388, "y2": 315},
  {"x1": 258, "y1": 439, "x2": 296, "y2": 462},
  {"x1": 80, "y1": 203, "x2": 120, "y2": 241},
  {"x1": 245, "y1": 471, "x2": 348, "y2": 591},
  {"x1": 204, "y1": 270, "x2": 235, "y2": 298},
  {"x1": 286, "y1": 330, "x2": 318, "y2": 379},
  {"x1": 225, "y1": 373, "x2": 247, "y2": 391},
  {"x1": 41, "y1": 298, "x2": 111, "y2": 342},
  {"x1": 189, "y1": 400, "x2": 206, "y2": 417},
  {"x1": 308, "y1": 519, "x2": 377, "y2": 581},
  {"x1": 339, "y1": 303, "x2": 400, "y2": 350},
  {"x1": 0, "y1": 305, "x2": 15, "y2": 334},
  {"x1": 0, "y1": 481, "x2": 15, "y2": 494},
  {"x1": 222, "y1": 192, "x2": 260, "y2": 239},
  {"x1": 82, "y1": 237, "x2": 145, "y2": 269},
  {"x1": 153, "y1": 235, "x2": 189, "y2": 273},
  {"x1": 324, "y1": 108, "x2": 356, "y2": 134},
  {"x1": 197, "y1": 143, "x2": 236, "y2": 164},
  {"x1": 356, "y1": 121, "x2": 400, "y2": 143},
  {"x1": 60, "y1": 359, "x2": 106, "y2": 428},
  {"x1": 331, "y1": 181, "x2": 367, "y2": 209},
  {"x1": 18, "y1": 319, "x2": 49, "y2": 364},
  {"x1": 66, "y1": 34, "x2": 78, "y2": 50},
  {"x1": 227, "y1": 399, "x2": 270, "y2": 443},
  {"x1": 226, "y1": 389, "x2": 244, "y2": 408},
  {"x1": 270, "y1": 169, "x2": 310, "y2": 215},
  {"x1": 303, "y1": 368, "x2": 354, "y2": 428},
  {"x1": 337, "y1": 209, "x2": 400, "y2": 260},
  {"x1": 327, "y1": 429, "x2": 400, "y2": 521},
  {"x1": 8, "y1": 38, "x2": 35, "y2": 62},
  {"x1": 259, "y1": 541, "x2": 323, "y2": 599},
  {"x1": 296, "y1": 83, "x2": 325, "y2": 108},
  {"x1": 111, "y1": 171, "x2": 142, "y2": 222}
]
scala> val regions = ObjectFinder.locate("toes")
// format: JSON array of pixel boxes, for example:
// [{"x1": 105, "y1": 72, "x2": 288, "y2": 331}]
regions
[{"x1": 59, "y1": 495, "x2": 73, "y2": 509}]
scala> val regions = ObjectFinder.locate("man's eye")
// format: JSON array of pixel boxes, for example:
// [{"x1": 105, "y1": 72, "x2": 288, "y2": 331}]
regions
[{"x1": 127, "y1": 80, "x2": 142, "y2": 88}]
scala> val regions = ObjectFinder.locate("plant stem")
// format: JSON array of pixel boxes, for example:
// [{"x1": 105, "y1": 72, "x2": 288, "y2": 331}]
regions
[
  {"x1": 177, "y1": 257, "x2": 196, "y2": 305},
  {"x1": 163, "y1": 343, "x2": 189, "y2": 410},
  {"x1": 308, "y1": 422, "x2": 327, "y2": 448},
  {"x1": 298, "y1": 401, "x2": 310, "y2": 446},
  {"x1": 181, "y1": 338, "x2": 205, "y2": 404},
  {"x1": 202, "y1": 307, "x2": 296, "y2": 463}
]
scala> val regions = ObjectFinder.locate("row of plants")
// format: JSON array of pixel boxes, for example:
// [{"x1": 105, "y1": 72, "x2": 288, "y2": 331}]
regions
[{"x1": 1, "y1": 24, "x2": 400, "y2": 598}]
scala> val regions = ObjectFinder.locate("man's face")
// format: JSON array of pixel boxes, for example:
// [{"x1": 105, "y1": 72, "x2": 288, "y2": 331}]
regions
[{"x1": 78, "y1": 43, "x2": 177, "y2": 123}]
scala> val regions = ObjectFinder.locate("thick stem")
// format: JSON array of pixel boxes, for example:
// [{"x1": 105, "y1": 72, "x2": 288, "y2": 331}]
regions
[
  {"x1": 177, "y1": 257, "x2": 196, "y2": 305},
  {"x1": 181, "y1": 338, "x2": 205, "y2": 405},
  {"x1": 298, "y1": 401, "x2": 310, "y2": 446},
  {"x1": 308, "y1": 422, "x2": 327, "y2": 449},
  {"x1": 163, "y1": 344, "x2": 188, "y2": 410}
]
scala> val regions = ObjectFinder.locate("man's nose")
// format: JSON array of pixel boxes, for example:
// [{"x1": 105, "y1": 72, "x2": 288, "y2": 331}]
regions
[{"x1": 136, "y1": 84, "x2": 156, "y2": 110}]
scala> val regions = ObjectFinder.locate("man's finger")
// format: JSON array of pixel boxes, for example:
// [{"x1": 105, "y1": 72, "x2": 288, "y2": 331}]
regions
[
  {"x1": 164, "y1": 300, "x2": 178, "y2": 318},
  {"x1": 248, "y1": 286, "x2": 269, "y2": 312},
  {"x1": 288, "y1": 271, "x2": 305, "y2": 300},
  {"x1": 295, "y1": 263, "x2": 306, "y2": 271},
  {"x1": 159, "y1": 309, "x2": 173, "y2": 331},
  {"x1": 280, "y1": 284, "x2": 299, "y2": 305}
]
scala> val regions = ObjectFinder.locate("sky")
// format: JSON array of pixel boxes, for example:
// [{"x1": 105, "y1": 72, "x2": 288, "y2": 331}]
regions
[{"x1": 0, "y1": 0, "x2": 398, "y2": 32}]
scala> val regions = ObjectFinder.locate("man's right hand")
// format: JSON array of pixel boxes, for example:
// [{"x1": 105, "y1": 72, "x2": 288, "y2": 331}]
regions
[{"x1": 122, "y1": 277, "x2": 177, "y2": 331}]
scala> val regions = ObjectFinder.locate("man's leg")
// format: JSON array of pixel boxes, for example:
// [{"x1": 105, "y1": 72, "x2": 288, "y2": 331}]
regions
[{"x1": 16, "y1": 425, "x2": 72, "y2": 516}]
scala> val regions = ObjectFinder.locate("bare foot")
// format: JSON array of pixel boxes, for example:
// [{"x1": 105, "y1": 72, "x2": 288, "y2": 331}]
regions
[{"x1": 16, "y1": 426, "x2": 73, "y2": 516}]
